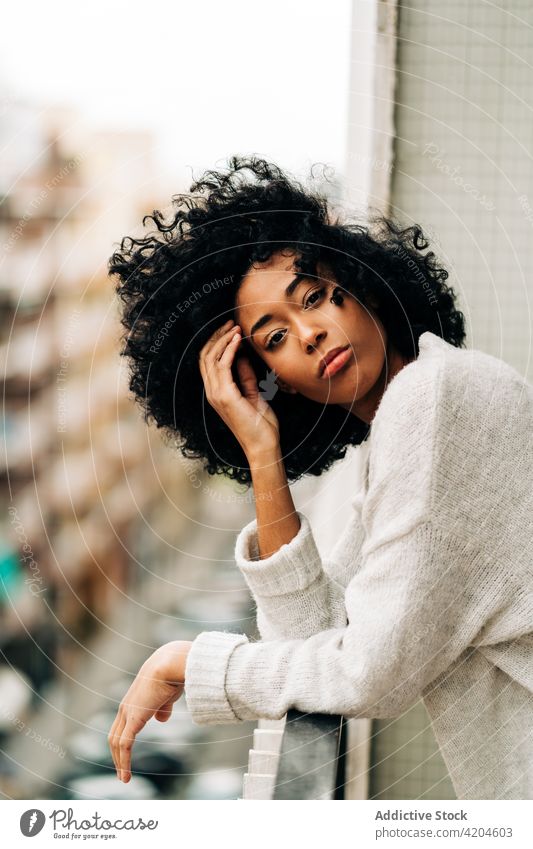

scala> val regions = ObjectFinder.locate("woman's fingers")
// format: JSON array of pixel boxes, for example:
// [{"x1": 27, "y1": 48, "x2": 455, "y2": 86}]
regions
[
  {"x1": 118, "y1": 711, "x2": 149, "y2": 783},
  {"x1": 196, "y1": 318, "x2": 280, "y2": 450},
  {"x1": 208, "y1": 326, "x2": 241, "y2": 369},
  {"x1": 199, "y1": 320, "x2": 234, "y2": 364},
  {"x1": 202, "y1": 327, "x2": 242, "y2": 402},
  {"x1": 117, "y1": 721, "x2": 135, "y2": 783},
  {"x1": 199, "y1": 322, "x2": 237, "y2": 385},
  {"x1": 108, "y1": 697, "x2": 149, "y2": 782},
  {"x1": 108, "y1": 710, "x2": 126, "y2": 778},
  {"x1": 216, "y1": 330, "x2": 241, "y2": 368},
  {"x1": 235, "y1": 355, "x2": 259, "y2": 398}
]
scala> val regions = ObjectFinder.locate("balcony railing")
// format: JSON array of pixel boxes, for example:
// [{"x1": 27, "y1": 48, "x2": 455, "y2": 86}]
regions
[{"x1": 242, "y1": 710, "x2": 348, "y2": 800}]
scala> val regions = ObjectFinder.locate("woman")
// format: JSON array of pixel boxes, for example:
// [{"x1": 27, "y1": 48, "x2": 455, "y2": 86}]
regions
[{"x1": 107, "y1": 156, "x2": 533, "y2": 799}]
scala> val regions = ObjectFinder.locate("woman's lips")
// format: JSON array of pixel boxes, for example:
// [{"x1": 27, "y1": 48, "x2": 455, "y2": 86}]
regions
[{"x1": 320, "y1": 346, "x2": 352, "y2": 379}]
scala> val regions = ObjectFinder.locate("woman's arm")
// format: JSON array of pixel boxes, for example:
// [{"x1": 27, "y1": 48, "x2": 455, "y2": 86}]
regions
[
  {"x1": 111, "y1": 513, "x2": 504, "y2": 780},
  {"x1": 236, "y1": 505, "x2": 365, "y2": 641},
  {"x1": 185, "y1": 518, "x2": 505, "y2": 725},
  {"x1": 240, "y1": 444, "x2": 362, "y2": 640},
  {"x1": 235, "y1": 443, "x2": 367, "y2": 641},
  {"x1": 247, "y1": 443, "x2": 301, "y2": 560},
  {"x1": 197, "y1": 320, "x2": 364, "y2": 640}
]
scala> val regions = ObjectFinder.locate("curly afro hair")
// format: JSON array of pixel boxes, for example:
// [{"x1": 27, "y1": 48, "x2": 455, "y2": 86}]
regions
[{"x1": 108, "y1": 155, "x2": 466, "y2": 487}]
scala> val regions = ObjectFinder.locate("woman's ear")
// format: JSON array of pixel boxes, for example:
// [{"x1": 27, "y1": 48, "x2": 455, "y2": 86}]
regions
[{"x1": 276, "y1": 376, "x2": 298, "y2": 394}]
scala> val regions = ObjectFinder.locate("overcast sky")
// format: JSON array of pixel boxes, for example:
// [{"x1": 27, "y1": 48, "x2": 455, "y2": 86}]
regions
[{"x1": 1, "y1": 0, "x2": 354, "y2": 185}]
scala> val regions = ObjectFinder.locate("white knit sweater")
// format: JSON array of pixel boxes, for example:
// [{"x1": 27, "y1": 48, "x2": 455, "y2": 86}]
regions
[{"x1": 184, "y1": 330, "x2": 533, "y2": 800}]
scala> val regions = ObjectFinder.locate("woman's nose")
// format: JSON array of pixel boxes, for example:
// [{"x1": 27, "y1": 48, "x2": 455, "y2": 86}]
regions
[{"x1": 302, "y1": 327, "x2": 326, "y2": 354}]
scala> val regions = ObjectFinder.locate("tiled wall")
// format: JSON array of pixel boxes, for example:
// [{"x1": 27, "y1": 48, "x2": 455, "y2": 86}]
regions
[
  {"x1": 390, "y1": 0, "x2": 533, "y2": 376},
  {"x1": 369, "y1": 0, "x2": 533, "y2": 800}
]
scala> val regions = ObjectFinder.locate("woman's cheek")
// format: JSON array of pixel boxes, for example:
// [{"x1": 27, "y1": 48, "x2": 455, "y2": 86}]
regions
[{"x1": 348, "y1": 358, "x2": 371, "y2": 397}]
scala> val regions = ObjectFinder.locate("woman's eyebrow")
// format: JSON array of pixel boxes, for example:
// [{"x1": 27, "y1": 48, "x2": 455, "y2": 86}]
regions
[{"x1": 250, "y1": 273, "x2": 308, "y2": 339}]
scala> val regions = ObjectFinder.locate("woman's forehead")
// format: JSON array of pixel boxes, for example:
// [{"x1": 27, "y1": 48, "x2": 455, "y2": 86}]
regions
[
  {"x1": 235, "y1": 253, "x2": 333, "y2": 310},
  {"x1": 238, "y1": 253, "x2": 297, "y2": 289}
]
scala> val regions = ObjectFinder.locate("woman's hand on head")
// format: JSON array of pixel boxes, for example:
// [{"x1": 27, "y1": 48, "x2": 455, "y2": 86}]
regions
[
  {"x1": 199, "y1": 319, "x2": 281, "y2": 458},
  {"x1": 108, "y1": 640, "x2": 192, "y2": 783}
]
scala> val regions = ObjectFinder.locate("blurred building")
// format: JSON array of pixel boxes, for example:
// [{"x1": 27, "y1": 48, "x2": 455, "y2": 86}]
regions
[{"x1": 0, "y1": 96, "x2": 256, "y2": 799}]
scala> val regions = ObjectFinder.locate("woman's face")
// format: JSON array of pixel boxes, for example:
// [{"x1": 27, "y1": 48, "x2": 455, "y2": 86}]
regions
[{"x1": 234, "y1": 250, "x2": 408, "y2": 424}]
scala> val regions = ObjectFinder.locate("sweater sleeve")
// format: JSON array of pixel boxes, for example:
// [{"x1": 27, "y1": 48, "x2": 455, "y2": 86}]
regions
[
  {"x1": 184, "y1": 519, "x2": 505, "y2": 724},
  {"x1": 233, "y1": 489, "x2": 367, "y2": 641}
]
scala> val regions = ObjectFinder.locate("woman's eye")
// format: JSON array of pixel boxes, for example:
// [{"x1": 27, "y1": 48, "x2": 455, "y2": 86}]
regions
[
  {"x1": 265, "y1": 287, "x2": 327, "y2": 350},
  {"x1": 266, "y1": 330, "x2": 285, "y2": 350},
  {"x1": 304, "y1": 287, "x2": 326, "y2": 308}
]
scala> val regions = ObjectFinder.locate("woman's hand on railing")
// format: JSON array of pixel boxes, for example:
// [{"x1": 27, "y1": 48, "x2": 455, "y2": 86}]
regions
[
  {"x1": 198, "y1": 318, "x2": 281, "y2": 458},
  {"x1": 108, "y1": 640, "x2": 192, "y2": 783}
]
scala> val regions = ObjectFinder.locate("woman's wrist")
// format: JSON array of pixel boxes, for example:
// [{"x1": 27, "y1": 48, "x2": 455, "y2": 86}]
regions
[
  {"x1": 246, "y1": 441, "x2": 282, "y2": 469},
  {"x1": 156, "y1": 640, "x2": 192, "y2": 684}
]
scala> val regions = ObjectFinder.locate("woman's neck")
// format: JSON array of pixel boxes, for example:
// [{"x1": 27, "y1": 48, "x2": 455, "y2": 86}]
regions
[{"x1": 340, "y1": 345, "x2": 415, "y2": 426}]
